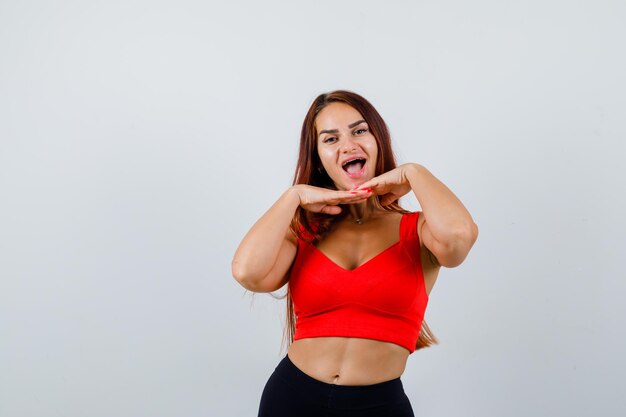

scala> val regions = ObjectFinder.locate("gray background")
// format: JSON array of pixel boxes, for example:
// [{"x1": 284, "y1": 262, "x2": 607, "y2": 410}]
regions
[{"x1": 1, "y1": 0, "x2": 625, "y2": 416}]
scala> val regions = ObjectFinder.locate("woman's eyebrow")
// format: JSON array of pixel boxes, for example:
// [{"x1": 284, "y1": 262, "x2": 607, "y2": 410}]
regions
[{"x1": 318, "y1": 119, "x2": 366, "y2": 137}]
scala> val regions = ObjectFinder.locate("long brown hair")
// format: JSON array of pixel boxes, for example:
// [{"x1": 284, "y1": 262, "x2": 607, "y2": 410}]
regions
[{"x1": 279, "y1": 90, "x2": 437, "y2": 355}]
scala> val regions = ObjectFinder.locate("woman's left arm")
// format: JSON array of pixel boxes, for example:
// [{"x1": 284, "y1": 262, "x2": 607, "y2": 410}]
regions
[
  {"x1": 357, "y1": 163, "x2": 478, "y2": 267},
  {"x1": 404, "y1": 163, "x2": 478, "y2": 268}
]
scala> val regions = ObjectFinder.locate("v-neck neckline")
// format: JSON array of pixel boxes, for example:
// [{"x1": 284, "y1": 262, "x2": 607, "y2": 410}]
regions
[{"x1": 309, "y1": 213, "x2": 406, "y2": 272}]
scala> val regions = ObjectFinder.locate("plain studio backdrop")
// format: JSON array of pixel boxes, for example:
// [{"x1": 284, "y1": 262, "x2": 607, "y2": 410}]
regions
[{"x1": 1, "y1": 1, "x2": 624, "y2": 416}]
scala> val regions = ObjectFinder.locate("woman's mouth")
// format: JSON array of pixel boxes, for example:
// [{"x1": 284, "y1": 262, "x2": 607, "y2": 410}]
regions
[{"x1": 342, "y1": 158, "x2": 367, "y2": 179}]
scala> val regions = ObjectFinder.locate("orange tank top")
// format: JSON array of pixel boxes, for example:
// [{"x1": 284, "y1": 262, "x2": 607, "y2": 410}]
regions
[{"x1": 288, "y1": 211, "x2": 429, "y2": 354}]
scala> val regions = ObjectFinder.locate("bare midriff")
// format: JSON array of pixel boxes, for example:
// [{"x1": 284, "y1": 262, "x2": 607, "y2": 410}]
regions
[
  {"x1": 286, "y1": 336, "x2": 410, "y2": 386},
  {"x1": 285, "y1": 211, "x2": 440, "y2": 387}
]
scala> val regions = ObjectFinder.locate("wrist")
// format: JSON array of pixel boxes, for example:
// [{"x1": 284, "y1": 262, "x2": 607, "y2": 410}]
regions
[
  {"x1": 403, "y1": 163, "x2": 425, "y2": 185},
  {"x1": 287, "y1": 185, "x2": 304, "y2": 205}
]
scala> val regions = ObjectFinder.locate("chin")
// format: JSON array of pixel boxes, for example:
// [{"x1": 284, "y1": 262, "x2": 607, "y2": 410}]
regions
[{"x1": 332, "y1": 171, "x2": 373, "y2": 191}]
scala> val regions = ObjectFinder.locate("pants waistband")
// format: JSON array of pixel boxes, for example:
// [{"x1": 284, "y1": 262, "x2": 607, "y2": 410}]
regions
[{"x1": 278, "y1": 353, "x2": 405, "y2": 393}]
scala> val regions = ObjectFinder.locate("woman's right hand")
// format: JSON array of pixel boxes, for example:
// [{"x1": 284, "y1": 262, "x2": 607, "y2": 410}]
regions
[{"x1": 294, "y1": 184, "x2": 372, "y2": 215}]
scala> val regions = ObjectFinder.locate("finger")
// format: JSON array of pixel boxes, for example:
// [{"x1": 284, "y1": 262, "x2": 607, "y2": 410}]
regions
[
  {"x1": 312, "y1": 191, "x2": 363, "y2": 206},
  {"x1": 341, "y1": 191, "x2": 372, "y2": 202},
  {"x1": 348, "y1": 190, "x2": 372, "y2": 197},
  {"x1": 346, "y1": 189, "x2": 371, "y2": 195},
  {"x1": 357, "y1": 183, "x2": 382, "y2": 193},
  {"x1": 331, "y1": 190, "x2": 370, "y2": 200},
  {"x1": 355, "y1": 181, "x2": 377, "y2": 191},
  {"x1": 320, "y1": 205, "x2": 342, "y2": 215},
  {"x1": 325, "y1": 190, "x2": 360, "y2": 201},
  {"x1": 346, "y1": 197, "x2": 371, "y2": 204},
  {"x1": 334, "y1": 197, "x2": 370, "y2": 206}
]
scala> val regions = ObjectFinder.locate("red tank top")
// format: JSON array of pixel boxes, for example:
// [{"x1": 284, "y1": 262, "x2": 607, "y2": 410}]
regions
[{"x1": 289, "y1": 211, "x2": 429, "y2": 354}]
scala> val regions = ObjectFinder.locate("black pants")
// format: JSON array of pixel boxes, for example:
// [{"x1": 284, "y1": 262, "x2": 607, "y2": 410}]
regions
[{"x1": 257, "y1": 354, "x2": 415, "y2": 417}]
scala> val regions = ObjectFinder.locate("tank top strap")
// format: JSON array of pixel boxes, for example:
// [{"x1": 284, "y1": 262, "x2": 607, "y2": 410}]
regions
[{"x1": 400, "y1": 211, "x2": 420, "y2": 240}]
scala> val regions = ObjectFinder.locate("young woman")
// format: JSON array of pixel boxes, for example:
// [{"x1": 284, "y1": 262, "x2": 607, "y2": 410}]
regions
[{"x1": 232, "y1": 90, "x2": 478, "y2": 416}]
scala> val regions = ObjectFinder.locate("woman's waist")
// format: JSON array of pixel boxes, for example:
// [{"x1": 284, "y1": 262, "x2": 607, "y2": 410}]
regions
[{"x1": 287, "y1": 336, "x2": 409, "y2": 386}]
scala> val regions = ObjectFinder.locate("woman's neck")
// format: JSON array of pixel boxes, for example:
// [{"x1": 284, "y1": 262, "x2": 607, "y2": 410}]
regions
[{"x1": 347, "y1": 198, "x2": 378, "y2": 225}]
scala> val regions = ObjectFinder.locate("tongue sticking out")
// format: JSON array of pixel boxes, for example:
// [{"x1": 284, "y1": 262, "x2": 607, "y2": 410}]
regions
[{"x1": 345, "y1": 160, "x2": 364, "y2": 175}]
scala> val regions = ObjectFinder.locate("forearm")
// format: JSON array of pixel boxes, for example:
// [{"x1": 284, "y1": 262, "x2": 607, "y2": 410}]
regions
[
  {"x1": 231, "y1": 186, "x2": 301, "y2": 283},
  {"x1": 405, "y1": 163, "x2": 477, "y2": 242}
]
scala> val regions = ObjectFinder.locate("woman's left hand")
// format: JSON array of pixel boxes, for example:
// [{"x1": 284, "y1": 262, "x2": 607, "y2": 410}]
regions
[{"x1": 355, "y1": 163, "x2": 416, "y2": 206}]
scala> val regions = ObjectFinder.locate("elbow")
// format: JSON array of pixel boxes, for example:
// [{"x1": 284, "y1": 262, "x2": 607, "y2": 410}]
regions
[
  {"x1": 232, "y1": 259, "x2": 251, "y2": 283},
  {"x1": 231, "y1": 260, "x2": 244, "y2": 283},
  {"x1": 231, "y1": 259, "x2": 264, "y2": 291},
  {"x1": 454, "y1": 221, "x2": 479, "y2": 247},
  {"x1": 434, "y1": 222, "x2": 479, "y2": 268},
  {"x1": 468, "y1": 221, "x2": 479, "y2": 245}
]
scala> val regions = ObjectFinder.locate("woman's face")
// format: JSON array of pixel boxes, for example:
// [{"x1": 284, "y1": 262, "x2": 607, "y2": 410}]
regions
[{"x1": 315, "y1": 102, "x2": 378, "y2": 191}]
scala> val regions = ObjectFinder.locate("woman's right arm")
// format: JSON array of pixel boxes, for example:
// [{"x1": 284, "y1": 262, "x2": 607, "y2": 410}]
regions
[
  {"x1": 231, "y1": 185, "x2": 370, "y2": 293},
  {"x1": 231, "y1": 186, "x2": 301, "y2": 293}
]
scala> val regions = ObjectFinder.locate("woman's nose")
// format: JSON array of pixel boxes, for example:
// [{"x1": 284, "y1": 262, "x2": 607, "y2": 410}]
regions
[{"x1": 341, "y1": 138, "x2": 358, "y2": 153}]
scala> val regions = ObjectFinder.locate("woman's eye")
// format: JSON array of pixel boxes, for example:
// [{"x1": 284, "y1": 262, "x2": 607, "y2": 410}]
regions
[
  {"x1": 324, "y1": 137, "x2": 336, "y2": 143},
  {"x1": 355, "y1": 128, "x2": 368, "y2": 135}
]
